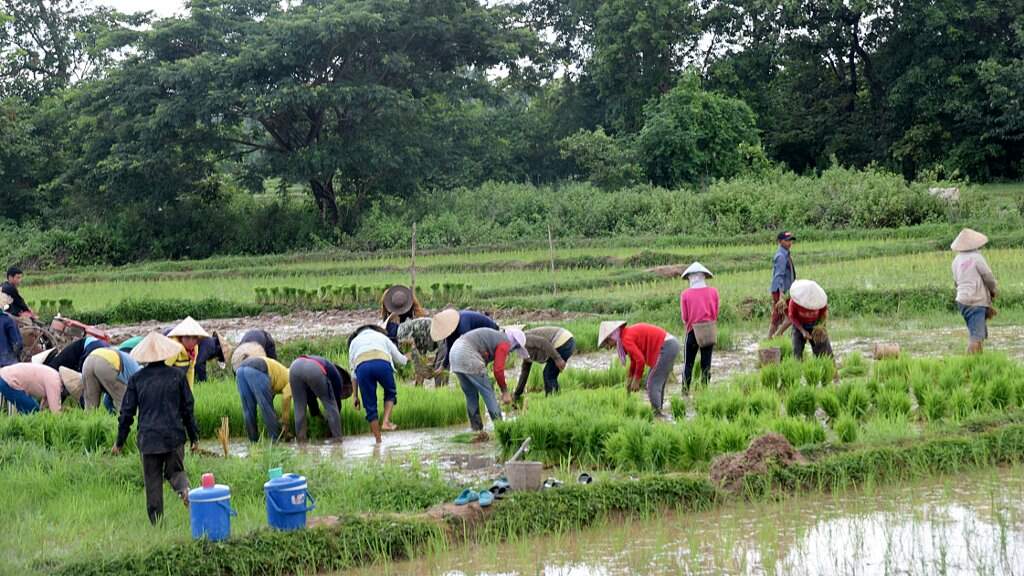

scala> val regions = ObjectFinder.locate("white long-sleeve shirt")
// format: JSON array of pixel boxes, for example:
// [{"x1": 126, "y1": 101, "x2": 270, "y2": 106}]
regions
[{"x1": 348, "y1": 329, "x2": 408, "y2": 372}]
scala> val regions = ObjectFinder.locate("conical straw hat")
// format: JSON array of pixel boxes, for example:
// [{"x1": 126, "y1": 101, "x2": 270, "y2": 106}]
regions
[
  {"x1": 681, "y1": 261, "x2": 713, "y2": 278},
  {"x1": 598, "y1": 321, "x2": 626, "y2": 347},
  {"x1": 59, "y1": 367, "x2": 83, "y2": 403},
  {"x1": 383, "y1": 285, "x2": 414, "y2": 315},
  {"x1": 131, "y1": 331, "x2": 185, "y2": 364},
  {"x1": 790, "y1": 279, "x2": 828, "y2": 310},
  {"x1": 231, "y1": 342, "x2": 266, "y2": 372},
  {"x1": 32, "y1": 348, "x2": 54, "y2": 364},
  {"x1": 430, "y1": 308, "x2": 460, "y2": 342},
  {"x1": 167, "y1": 316, "x2": 210, "y2": 339},
  {"x1": 950, "y1": 228, "x2": 988, "y2": 252}
]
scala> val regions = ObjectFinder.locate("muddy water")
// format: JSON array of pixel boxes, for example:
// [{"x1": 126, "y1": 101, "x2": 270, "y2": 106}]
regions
[{"x1": 342, "y1": 466, "x2": 1024, "y2": 576}]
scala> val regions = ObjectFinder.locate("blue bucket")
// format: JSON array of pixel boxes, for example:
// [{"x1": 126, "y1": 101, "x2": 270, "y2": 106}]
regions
[
  {"x1": 189, "y1": 484, "x2": 236, "y2": 541},
  {"x1": 264, "y1": 473, "x2": 315, "y2": 531}
]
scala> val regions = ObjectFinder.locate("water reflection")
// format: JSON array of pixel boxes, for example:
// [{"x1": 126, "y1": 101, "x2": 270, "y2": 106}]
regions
[{"x1": 344, "y1": 466, "x2": 1024, "y2": 576}]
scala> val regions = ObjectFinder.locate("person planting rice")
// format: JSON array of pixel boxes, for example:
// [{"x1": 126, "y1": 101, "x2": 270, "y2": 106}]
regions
[
  {"x1": 788, "y1": 279, "x2": 833, "y2": 360},
  {"x1": 234, "y1": 355, "x2": 292, "y2": 442},
  {"x1": 192, "y1": 330, "x2": 230, "y2": 383},
  {"x1": 113, "y1": 332, "x2": 199, "y2": 525},
  {"x1": 397, "y1": 317, "x2": 445, "y2": 386},
  {"x1": 431, "y1": 308, "x2": 499, "y2": 370},
  {"x1": 165, "y1": 316, "x2": 210, "y2": 388},
  {"x1": 768, "y1": 231, "x2": 796, "y2": 338},
  {"x1": 349, "y1": 324, "x2": 408, "y2": 443},
  {"x1": 0, "y1": 293, "x2": 23, "y2": 367},
  {"x1": 512, "y1": 326, "x2": 575, "y2": 401},
  {"x1": 40, "y1": 336, "x2": 110, "y2": 372},
  {"x1": 381, "y1": 285, "x2": 426, "y2": 345},
  {"x1": 679, "y1": 262, "x2": 719, "y2": 390},
  {"x1": 449, "y1": 327, "x2": 528, "y2": 435},
  {"x1": 231, "y1": 341, "x2": 267, "y2": 372},
  {"x1": 82, "y1": 346, "x2": 141, "y2": 413},
  {"x1": 598, "y1": 321, "x2": 679, "y2": 417},
  {"x1": 0, "y1": 362, "x2": 81, "y2": 413},
  {"x1": 290, "y1": 355, "x2": 351, "y2": 443},
  {"x1": 951, "y1": 228, "x2": 998, "y2": 354},
  {"x1": 238, "y1": 329, "x2": 277, "y2": 359}
]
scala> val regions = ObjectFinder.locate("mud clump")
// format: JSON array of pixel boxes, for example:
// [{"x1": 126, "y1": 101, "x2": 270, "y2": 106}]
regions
[{"x1": 709, "y1": 433, "x2": 807, "y2": 493}]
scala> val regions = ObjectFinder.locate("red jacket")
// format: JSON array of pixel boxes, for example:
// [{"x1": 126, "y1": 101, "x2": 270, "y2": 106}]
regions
[
  {"x1": 621, "y1": 323, "x2": 668, "y2": 380},
  {"x1": 788, "y1": 301, "x2": 827, "y2": 327}
]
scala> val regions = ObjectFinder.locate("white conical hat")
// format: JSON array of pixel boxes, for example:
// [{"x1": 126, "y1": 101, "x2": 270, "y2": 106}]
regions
[
  {"x1": 597, "y1": 321, "x2": 626, "y2": 347},
  {"x1": 59, "y1": 367, "x2": 83, "y2": 403},
  {"x1": 950, "y1": 228, "x2": 988, "y2": 252},
  {"x1": 32, "y1": 348, "x2": 54, "y2": 364},
  {"x1": 790, "y1": 279, "x2": 828, "y2": 310},
  {"x1": 167, "y1": 316, "x2": 210, "y2": 339},
  {"x1": 231, "y1": 342, "x2": 266, "y2": 372},
  {"x1": 131, "y1": 332, "x2": 185, "y2": 364},
  {"x1": 430, "y1": 308, "x2": 460, "y2": 342},
  {"x1": 681, "y1": 261, "x2": 713, "y2": 278}
]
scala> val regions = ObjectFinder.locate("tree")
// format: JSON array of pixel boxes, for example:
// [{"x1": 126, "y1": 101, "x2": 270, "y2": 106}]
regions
[
  {"x1": 559, "y1": 127, "x2": 641, "y2": 190},
  {"x1": 64, "y1": 0, "x2": 531, "y2": 230},
  {"x1": 637, "y1": 75, "x2": 764, "y2": 188}
]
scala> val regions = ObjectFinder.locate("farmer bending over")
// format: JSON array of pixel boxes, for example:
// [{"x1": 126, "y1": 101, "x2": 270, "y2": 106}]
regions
[
  {"x1": 598, "y1": 321, "x2": 679, "y2": 418},
  {"x1": 513, "y1": 326, "x2": 575, "y2": 401},
  {"x1": 349, "y1": 325, "x2": 407, "y2": 443},
  {"x1": 235, "y1": 356, "x2": 292, "y2": 442},
  {"x1": 788, "y1": 280, "x2": 833, "y2": 360},
  {"x1": 450, "y1": 327, "x2": 527, "y2": 436},
  {"x1": 0, "y1": 362, "x2": 81, "y2": 413}
]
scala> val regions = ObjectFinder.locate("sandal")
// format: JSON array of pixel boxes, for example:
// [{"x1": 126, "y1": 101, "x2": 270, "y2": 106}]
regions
[
  {"x1": 478, "y1": 490, "x2": 494, "y2": 507},
  {"x1": 454, "y1": 489, "x2": 479, "y2": 506},
  {"x1": 542, "y1": 477, "x2": 563, "y2": 490},
  {"x1": 577, "y1": 472, "x2": 593, "y2": 484}
]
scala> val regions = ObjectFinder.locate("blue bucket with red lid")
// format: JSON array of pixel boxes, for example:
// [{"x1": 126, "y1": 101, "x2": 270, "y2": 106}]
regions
[{"x1": 189, "y1": 481, "x2": 236, "y2": 541}]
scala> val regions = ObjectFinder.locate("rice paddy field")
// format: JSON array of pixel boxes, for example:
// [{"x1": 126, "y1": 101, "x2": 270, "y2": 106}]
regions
[{"x1": 8, "y1": 215, "x2": 1024, "y2": 575}]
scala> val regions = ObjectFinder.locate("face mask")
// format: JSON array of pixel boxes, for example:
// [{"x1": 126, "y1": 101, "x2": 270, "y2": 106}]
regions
[{"x1": 688, "y1": 273, "x2": 707, "y2": 288}]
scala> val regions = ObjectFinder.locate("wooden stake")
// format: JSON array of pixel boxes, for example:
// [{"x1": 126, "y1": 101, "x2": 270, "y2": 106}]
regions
[
  {"x1": 218, "y1": 416, "x2": 230, "y2": 457},
  {"x1": 548, "y1": 223, "x2": 557, "y2": 296},
  {"x1": 411, "y1": 222, "x2": 417, "y2": 296}
]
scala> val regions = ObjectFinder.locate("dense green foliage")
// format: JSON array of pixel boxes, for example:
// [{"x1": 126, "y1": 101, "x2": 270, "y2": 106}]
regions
[{"x1": 2, "y1": 0, "x2": 1021, "y2": 265}]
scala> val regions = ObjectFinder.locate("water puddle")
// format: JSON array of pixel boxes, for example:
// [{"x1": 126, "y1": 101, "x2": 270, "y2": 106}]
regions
[{"x1": 342, "y1": 466, "x2": 1024, "y2": 575}]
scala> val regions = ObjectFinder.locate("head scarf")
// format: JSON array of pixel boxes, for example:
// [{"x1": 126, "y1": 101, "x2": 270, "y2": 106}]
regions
[{"x1": 609, "y1": 326, "x2": 627, "y2": 365}]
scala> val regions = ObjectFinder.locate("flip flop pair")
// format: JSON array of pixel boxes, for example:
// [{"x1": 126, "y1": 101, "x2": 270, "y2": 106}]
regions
[{"x1": 455, "y1": 487, "x2": 496, "y2": 507}]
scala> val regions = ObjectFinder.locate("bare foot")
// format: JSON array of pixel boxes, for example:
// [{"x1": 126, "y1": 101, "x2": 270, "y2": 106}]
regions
[{"x1": 381, "y1": 422, "x2": 398, "y2": 431}]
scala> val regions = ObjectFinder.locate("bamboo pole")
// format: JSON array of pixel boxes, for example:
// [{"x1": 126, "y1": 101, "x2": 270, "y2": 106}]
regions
[
  {"x1": 548, "y1": 223, "x2": 557, "y2": 296},
  {"x1": 411, "y1": 222, "x2": 417, "y2": 297}
]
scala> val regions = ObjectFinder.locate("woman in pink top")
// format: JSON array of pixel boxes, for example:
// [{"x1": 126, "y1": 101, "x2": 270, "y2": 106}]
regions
[
  {"x1": 0, "y1": 362, "x2": 82, "y2": 413},
  {"x1": 679, "y1": 262, "x2": 719, "y2": 390}
]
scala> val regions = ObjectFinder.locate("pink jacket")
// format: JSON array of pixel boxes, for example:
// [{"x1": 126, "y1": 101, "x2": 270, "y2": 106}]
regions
[
  {"x1": 680, "y1": 287, "x2": 720, "y2": 334},
  {"x1": 0, "y1": 363, "x2": 63, "y2": 412}
]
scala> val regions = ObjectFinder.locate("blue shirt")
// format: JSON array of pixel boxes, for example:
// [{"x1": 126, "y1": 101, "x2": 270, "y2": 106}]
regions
[
  {"x1": 443, "y1": 310, "x2": 499, "y2": 368},
  {"x1": 0, "y1": 313, "x2": 23, "y2": 367},
  {"x1": 770, "y1": 246, "x2": 795, "y2": 294}
]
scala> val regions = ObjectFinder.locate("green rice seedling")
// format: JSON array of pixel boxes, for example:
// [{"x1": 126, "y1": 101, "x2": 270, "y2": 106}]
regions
[
  {"x1": 937, "y1": 363, "x2": 964, "y2": 392},
  {"x1": 604, "y1": 420, "x2": 653, "y2": 470},
  {"x1": 679, "y1": 420, "x2": 716, "y2": 467},
  {"x1": 816, "y1": 389, "x2": 842, "y2": 421},
  {"x1": 778, "y1": 359, "x2": 803, "y2": 390},
  {"x1": 766, "y1": 417, "x2": 825, "y2": 447},
  {"x1": 785, "y1": 386, "x2": 817, "y2": 419},
  {"x1": 746, "y1": 389, "x2": 780, "y2": 417},
  {"x1": 802, "y1": 356, "x2": 835, "y2": 387},
  {"x1": 833, "y1": 414, "x2": 859, "y2": 443},
  {"x1": 759, "y1": 362, "x2": 782, "y2": 390},
  {"x1": 949, "y1": 388, "x2": 974, "y2": 420},
  {"x1": 760, "y1": 336, "x2": 793, "y2": 359},
  {"x1": 845, "y1": 385, "x2": 872, "y2": 420},
  {"x1": 839, "y1": 351, "x2": 868, "y2": 378},
  {"x1": 670, "y1": 396, "x2": 687, "y2": 420},
  {"x1": 987, "y1": 376, "x2": 1014, "y2": 410},
  {"x1": 875, "y1": 389, "x2": 912, "y2": 418},
  {"x1": 873, "y1": 357, "x2": 912, "y2": 388},
  {"x1": 859, "y1": 414, "x2": 918, "y2": 444},
  {"x1": 695, "y1": 387, "x2": 746, "y2": 421},
  {"x1": 919, "y1": 387, "x2": 949, "y2": 422},
  {"x1": 715, "y1": 419, "x2": 755, "y2": 453},
  {"x1": 969, "y1": 383, "x2": 991, "y2": 412},
  {"x1": 646, "y1": 425, "x2": 686, "y2": 471}
]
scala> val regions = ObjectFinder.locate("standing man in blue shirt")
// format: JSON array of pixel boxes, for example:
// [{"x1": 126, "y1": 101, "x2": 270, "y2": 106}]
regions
[{"x1": 768, "y1": 231, "x2": 796, "y2": 338}]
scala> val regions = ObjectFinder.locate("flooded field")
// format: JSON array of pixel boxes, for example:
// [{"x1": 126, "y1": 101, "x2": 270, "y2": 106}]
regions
[{"x1": 343, "y1": 466, "x2": 1024, "y2": 576}]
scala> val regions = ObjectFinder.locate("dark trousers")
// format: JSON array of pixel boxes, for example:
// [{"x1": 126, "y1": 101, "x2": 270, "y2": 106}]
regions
[
  {"x1": 142, "y1": 446, "x2": 189, "y2": 524},
  {"x1": 683, "y1": 331, "x2": 713, "y2": 389},
  {"x1": 793, "y1": 323, "x2": 834, "y2": 359}
]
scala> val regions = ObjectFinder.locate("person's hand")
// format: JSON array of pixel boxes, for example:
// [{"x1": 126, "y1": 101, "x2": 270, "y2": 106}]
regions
[
  {"x1": 353, "y1": 397, "x2": 361, "y2": 411},
  {"x1": 190, "y1": 442, "x2": 200, "y2": 453},
  {"x1": 111, "y1": 445, "x2": 122, "y2": 456},
  {"x1": 556, "y1": 359, "x2": 567, "y2": 372},
  {"x1": 501, "y1": 392, "x2": 512, "y2": 405},
  {"x1": 801, "y1": 328, "x2": 812, "y2": 340}
]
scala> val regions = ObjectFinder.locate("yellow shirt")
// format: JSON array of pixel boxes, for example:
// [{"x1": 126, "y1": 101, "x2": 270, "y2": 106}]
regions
[
  {"x1": 167, "y1": 344, "x2": 196, "y2": 389},
  {"x1": 263, "y1": 358, "x2": 292, "y2": 430},
  {"x1": 93, "y1": 348, "x2": 122, "y2": 370}
]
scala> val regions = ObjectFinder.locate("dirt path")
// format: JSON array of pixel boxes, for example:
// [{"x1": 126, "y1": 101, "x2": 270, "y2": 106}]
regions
[{"x1": 101, "y1": 308, "x2": 591, "y2": 344}]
